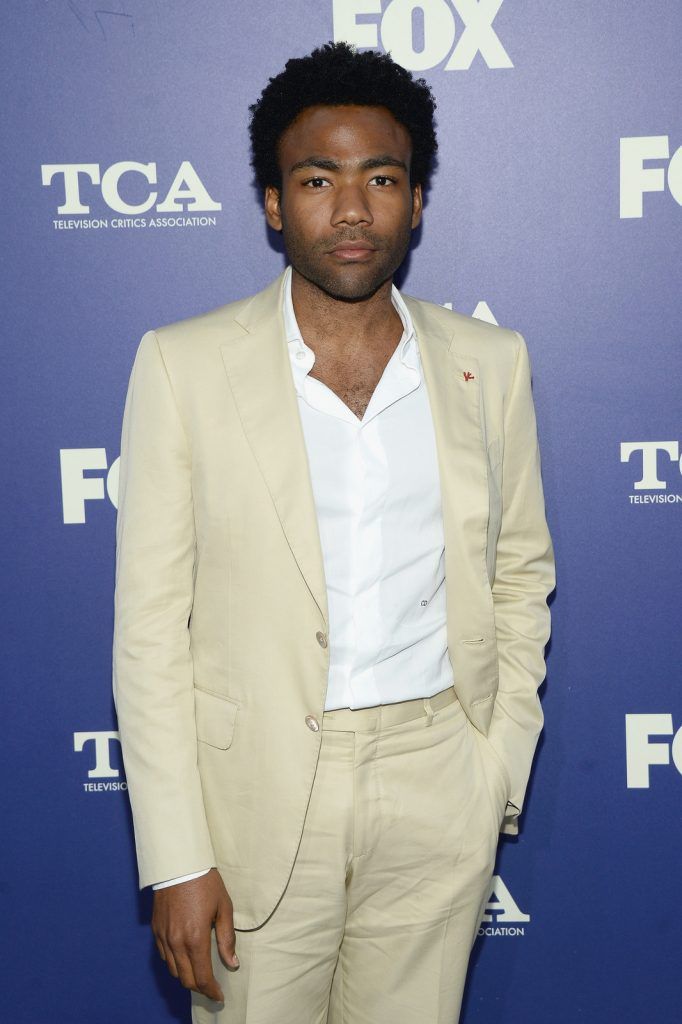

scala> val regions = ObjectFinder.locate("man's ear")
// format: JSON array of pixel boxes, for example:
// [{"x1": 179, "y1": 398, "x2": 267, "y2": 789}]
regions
[
  {"x1": 264, "y1": 186, "x2": 283, "y2": 231},
  {"x1": 411, "y1": 183, "x2": 423, "y2": 229}
]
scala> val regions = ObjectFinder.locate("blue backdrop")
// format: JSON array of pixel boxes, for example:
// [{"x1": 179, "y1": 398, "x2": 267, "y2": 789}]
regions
[{"x1": 2, "y1": 2, "x2": 680, "y2": 1021}]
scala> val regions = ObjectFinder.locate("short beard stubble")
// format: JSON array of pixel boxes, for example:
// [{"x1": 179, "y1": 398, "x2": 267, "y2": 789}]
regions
[{"x1": 279, "y1": 205, "x2": 415, "y2": 304}]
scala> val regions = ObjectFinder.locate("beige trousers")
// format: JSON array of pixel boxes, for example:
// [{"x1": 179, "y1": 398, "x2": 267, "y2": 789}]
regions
[{"x1": 192, "y1": 685, "x2": 507, "y2": 1024}]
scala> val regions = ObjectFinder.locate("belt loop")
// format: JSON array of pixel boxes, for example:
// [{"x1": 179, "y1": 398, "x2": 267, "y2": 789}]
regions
[{"x1": 423, "y1": 698, "x2": 434, "y2": 727}]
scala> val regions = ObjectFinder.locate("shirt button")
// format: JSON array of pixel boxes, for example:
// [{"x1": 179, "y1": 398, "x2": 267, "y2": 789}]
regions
[
  {"x1": 315, "y1": 630, "x2": 328, "y2": 648},
  {"x1": 305, "y1": 715, "x2": 320, "y2": 732}
]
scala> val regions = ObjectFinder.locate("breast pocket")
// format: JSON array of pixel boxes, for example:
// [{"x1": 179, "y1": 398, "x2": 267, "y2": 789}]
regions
[{"x1": 194, "y1": 687, "x2": 239, "y2": 749}]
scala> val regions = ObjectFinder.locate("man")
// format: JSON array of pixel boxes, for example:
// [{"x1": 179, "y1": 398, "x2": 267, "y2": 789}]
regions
[{"x1": 114, "y1": 42, "x2": 554, "y2": 1024}]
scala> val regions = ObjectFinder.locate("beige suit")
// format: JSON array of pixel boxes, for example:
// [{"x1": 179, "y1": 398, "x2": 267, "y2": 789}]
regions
[{"x1": 113, "y1": 271, "x2": 554, "y2": 932}]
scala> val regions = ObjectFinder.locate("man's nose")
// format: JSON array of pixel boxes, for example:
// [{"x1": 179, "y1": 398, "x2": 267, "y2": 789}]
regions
[{"x1": 330, "y1": 184, "x2": 373, "y2": 227}]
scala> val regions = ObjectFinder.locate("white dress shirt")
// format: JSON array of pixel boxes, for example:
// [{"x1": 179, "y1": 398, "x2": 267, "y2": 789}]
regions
[
  {"x1": 284, "y1": 266, "x2": 451, "y2": 711},
  {"x1": 153, "y1": 267, "x2": 451, "y2": 888}
]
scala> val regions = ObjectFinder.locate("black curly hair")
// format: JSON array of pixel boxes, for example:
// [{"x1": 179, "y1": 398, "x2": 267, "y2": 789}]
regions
[{"x1": 248, "y1": 41, "x2": 438, "y2": 192}]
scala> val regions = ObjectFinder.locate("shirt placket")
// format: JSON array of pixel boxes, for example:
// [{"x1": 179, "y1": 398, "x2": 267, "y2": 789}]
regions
[{"x1": 347, "y1": 417, "x2": 387, "y2": 705}]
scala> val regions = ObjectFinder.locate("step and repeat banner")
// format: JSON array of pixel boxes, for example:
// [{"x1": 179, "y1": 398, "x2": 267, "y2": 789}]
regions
[{"x1": 2, "y1": 2, "x2": 680, "y2": 1021}]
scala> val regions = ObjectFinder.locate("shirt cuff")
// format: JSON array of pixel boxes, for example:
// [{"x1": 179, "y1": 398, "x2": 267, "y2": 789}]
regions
[{"x1": 152, "y1": 867, "x2": 213, "y2": 890}]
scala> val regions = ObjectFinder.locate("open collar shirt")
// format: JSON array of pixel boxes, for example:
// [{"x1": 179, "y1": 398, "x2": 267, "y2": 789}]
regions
[{"x1": 283, "y1": 266, "x2": 452, "y2": 712}]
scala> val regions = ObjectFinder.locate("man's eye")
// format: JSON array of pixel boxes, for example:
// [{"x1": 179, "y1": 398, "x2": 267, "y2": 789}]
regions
[
  {"x1": 304, "y1": 177, "x2": 330, "y2": 188},
  {"x1": 370, "y1": 175, "x2": 395, "y2": 187}
]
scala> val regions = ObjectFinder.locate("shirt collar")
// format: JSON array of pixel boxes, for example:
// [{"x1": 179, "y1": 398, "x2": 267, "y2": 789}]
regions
[{"x1": 282, "y1": 265, "x2": 419, "y2": 374}]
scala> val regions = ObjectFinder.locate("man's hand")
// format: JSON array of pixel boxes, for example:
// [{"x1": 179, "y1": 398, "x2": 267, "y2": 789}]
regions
[{"x1": 152, "y1": 867, "x2": 239, "y2": 1001}]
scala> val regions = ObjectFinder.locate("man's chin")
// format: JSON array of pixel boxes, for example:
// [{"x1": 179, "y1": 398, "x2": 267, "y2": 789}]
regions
[{"x1": 296, "y1": 266, "x2": 392, "y2": 304}]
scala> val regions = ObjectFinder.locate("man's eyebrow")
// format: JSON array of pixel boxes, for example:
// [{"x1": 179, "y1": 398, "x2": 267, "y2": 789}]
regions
[
  {"x1": 288, "y1": 155, "x2": 408, "y2": 175},
  {"x1": 289, "y1": 157, "x2": 341, "y2": 174},
  {"x1": 359, "y1": 155, "x2": 408, "y2": 172}
]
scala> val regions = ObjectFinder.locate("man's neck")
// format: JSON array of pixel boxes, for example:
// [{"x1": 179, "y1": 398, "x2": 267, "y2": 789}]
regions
[{"x1": 290, "y1": 268, "x2": 404, "y2": 362}]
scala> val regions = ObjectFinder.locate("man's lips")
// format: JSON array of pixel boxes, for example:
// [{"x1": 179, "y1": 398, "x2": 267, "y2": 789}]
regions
[{"x1": 327, "y1": 242, "x2": 376, "y2": 260}]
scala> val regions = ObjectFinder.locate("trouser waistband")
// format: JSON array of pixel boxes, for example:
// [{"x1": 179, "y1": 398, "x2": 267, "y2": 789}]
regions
[{"x1": 321, "y1": 684, "x2": 457, "y2": 732}]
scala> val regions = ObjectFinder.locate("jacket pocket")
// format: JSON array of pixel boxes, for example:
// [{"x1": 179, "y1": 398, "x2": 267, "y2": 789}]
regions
[{"x1": 194, "y1": 687, "x2": 239, "y2": 749}]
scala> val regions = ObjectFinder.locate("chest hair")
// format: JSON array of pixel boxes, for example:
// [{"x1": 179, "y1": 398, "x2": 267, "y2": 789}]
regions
[{"x1": 308, "y1": 349, "x2": 393, "y2": 420}]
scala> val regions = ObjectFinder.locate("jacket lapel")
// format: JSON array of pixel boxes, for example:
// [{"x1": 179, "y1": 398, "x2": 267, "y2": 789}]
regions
[
  {"x1": 219, "y1": 274, "x2": 329, "y2": 627},
  {"x1": 405, "y1": 298, "x2": 493, "y2": 643}
]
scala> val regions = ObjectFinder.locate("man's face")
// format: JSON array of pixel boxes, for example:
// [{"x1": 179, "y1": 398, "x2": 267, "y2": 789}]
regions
[{"x1": 265, "y1": 104, "x2": 422, "y2": 302}]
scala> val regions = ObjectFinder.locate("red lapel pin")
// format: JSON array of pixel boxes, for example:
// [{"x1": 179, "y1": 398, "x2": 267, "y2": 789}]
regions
[{"x1": 463, "y1": 371, "x2": 475, "y2": 382}]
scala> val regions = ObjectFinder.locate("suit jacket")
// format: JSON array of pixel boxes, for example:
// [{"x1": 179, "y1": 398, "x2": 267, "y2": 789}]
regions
[{"x1": 113, "y1": 271, "x2": 555, "y2": 930}]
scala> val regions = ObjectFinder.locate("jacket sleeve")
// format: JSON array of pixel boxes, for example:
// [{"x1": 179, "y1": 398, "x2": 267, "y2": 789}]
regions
[
  {"x1": 488, "y1": 331, "x2": 555, "y2": 835},
  {"x1": 113, "y1": 330, "x2": 216, "y2": 888}
]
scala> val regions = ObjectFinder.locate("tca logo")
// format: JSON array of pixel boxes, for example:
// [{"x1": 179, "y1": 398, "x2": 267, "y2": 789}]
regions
[
  {"x1": 620, "y1": 442, "x2": 681, "y2": 490},
  {"x1": 60, "y1": 448, "x2": 119, "y2": 524},
  {"x1": 625, "y1": 715, "x2": 682, "y2": 788},
  {"x1": 74, "y1": 731, "x2": 121, "y2": 778},
  {"x1": 41, "y1": 160, "x2": 221, "y2": 216},
  {"x1": 620, "y1": 136, "x2": 682, "y2": 218},
  {"x1": 74, "y1": 730, "x2": 127, "y2": 792},
  {"x1": 333, "y1": 0, "x2": 512, "y2": 72}
]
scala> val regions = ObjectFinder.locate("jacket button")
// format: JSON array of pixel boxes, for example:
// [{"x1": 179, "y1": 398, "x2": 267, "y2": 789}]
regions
[
  {"x1": 316, "y1": 630, "x2": 328, "y2": 648},
  {"x1": 305, "y1": 715, "x2": 320, "y2": 732}
]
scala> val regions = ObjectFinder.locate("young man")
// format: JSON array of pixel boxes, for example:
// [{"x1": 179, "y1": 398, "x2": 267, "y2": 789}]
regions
[{"x1": 114, "y1": 42, "x2": 554, "y2": 1024}]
